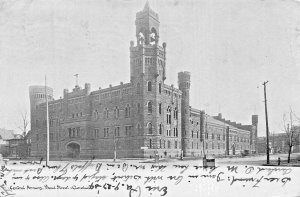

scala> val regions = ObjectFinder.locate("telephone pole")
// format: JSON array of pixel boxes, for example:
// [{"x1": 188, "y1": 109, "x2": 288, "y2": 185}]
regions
[
  {"x1": 262, "y1": 81, "x2": 270, "y2": 164},
  {"x1": 45, "y1": 76, "x2": 50, "y2": 166}
]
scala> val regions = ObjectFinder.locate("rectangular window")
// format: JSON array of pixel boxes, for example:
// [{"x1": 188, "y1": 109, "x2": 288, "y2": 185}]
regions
[
  {"x1": 175, "y1": 141, "x2": 178, "y2": 149},
  {"x1": 104, "y1": 128, "x2": 109, "y2": 137},
  {"x1": 125, "y1": 126, "x2": 132, "y2": 136},
  {"x1": 95, "y1": 129, "x2": 100, "y2": 138},
  {"x1": 159, "y1": 83, "x2": 162, "y2": 94},
  {"x1": 76, "y1": 127, "x2": 80, "y2": 137},
  {"x1": 159, "y1": 103, "x2": 162, "y2": 115},
  {"x1": 115, "y1": 127, "x2": 120, "y2": 137}
]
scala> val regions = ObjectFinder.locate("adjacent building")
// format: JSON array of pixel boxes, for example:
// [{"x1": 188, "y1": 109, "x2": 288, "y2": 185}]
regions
[
  {"x1": 257, "y1": 127, "x2": 300, "y2": 154},
  {"x1": 29, "y1": 3, "x2": 258, "y2": 160}
]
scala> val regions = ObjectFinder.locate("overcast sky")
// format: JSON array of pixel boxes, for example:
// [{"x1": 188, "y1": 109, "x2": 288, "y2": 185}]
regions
[{"x1": 0, "y1": 0, "x2": 300, "y2": 136}]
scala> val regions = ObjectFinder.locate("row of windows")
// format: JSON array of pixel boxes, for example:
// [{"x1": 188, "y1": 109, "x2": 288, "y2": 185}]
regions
[
  {"x1": 94, "y1": 126, "x2": 133, "y2": 138},
  {"x1": 166, "y1": 127, "x2": 179, "y2": 137},
  {"x1": 92, "y1": 123, "x2": 178, "y2": 137},
  {"x1": 95, "y1": 104, "x2": 132, "y2": 120},
  {"x1": 68, "y1": 127, "x2": 81, "y2": 138},
  {"x1": 202, "y1": 143, "x2": 250, "y2": 150},
  {"x1": 33, "y1": 93, "x2": 52, "y2": 100},
  {"x1": 149, "y1": 139, "x2": 179, "y2": 149},
  {"x1": 203, "y1": 133, "x2": 249, "y2": 143},
  {"x1": 92, "y1": 102, "x2": 178, "y2": 122}
]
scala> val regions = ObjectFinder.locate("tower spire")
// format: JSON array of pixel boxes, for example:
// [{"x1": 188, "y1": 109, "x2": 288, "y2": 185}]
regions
[{"x1": 144, "y1": 0, "x2": 150, "y2": 10}]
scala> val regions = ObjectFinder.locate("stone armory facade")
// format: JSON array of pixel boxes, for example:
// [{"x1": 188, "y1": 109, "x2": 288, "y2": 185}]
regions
[{"x1": 29, "y1": 3, "x2": 258, "y2": 159}]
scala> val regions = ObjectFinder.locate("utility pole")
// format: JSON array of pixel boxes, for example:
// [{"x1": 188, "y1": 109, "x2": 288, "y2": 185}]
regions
[
  {"x1": 201, "y1": 113, "x2": 207, "y2": 159},
  {"x1": 45, "y1": 76, "x2": 50, "y2": 166},
  {"x1": 113, "y1": 131, "x2": 116, "y2": 162},
  {"x1": 262, "y1": 81, "x2": 270, "y2": 164}
]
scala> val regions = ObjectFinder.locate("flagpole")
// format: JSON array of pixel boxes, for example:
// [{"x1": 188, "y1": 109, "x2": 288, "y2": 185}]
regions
[{"x1": 45, "y1": 76, "x2": 50, "y2": 166}]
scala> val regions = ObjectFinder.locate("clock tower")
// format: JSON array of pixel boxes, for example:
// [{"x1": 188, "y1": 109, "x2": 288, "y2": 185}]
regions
[{"x1": 130, "y1": 2, "x2": 167, "y2": 155}]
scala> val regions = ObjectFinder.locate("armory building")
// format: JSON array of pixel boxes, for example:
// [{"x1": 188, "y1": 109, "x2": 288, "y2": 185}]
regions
[{"x1": 29, "y1": 3, "x2": 258, "y2": 159}]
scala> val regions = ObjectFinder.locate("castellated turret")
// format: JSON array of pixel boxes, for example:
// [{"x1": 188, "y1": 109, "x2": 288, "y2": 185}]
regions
[
  {"x1": 178, "y1": 71, "x2": 191, "y2": 156},
  {"x1": 29, "y1": 86, "x2": 54, "y2": 131}
]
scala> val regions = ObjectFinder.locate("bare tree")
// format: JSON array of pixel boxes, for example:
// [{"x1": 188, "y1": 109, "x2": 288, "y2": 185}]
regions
[
  {"x1": 283, "y1": 109, "x2": 300, "y2": 163},
  {"x1": 17, "y1": 110, "x2": 30, "y2": 137}
]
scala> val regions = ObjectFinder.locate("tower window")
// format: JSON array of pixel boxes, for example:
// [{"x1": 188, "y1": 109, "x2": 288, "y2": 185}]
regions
[
  {"x1": 158, "y1": 83, "x2": 162, "y2": 94},
  {"x1": 148, "y1": 123, "x2": 153, "y2": 134},
  {"x1": 159, "y1": 103, "x2": 162, "y2": 115},
  {"x1": 159, "y1": 124, "x2": 162, "y2": 135},
  {"x1": 147, "y1": 81, "x2": 152, "y2": 91},
  {"x1": 173, "y1": 107, "x2": 178, "y2": 120},
  {"x1": 148, "y1": 101, "x2": 152, "y2": 114},
  {"x1": 166, "y1": 106, "x2": 171, "y2": 124}
]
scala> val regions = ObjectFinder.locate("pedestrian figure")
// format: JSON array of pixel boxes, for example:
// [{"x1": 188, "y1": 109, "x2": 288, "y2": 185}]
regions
[{"x1": 278, "y1": 157, "x2": 281, "y2": 166}]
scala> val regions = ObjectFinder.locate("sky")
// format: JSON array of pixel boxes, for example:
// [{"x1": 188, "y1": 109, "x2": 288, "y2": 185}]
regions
[{"x1": 0, "y1": 0, "x2": 300, "y2": 136}]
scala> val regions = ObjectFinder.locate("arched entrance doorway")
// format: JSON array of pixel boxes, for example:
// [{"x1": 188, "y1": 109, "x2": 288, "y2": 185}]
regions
[{"x1": 66, "y1": 142, "x2": 80, "y2": 159}]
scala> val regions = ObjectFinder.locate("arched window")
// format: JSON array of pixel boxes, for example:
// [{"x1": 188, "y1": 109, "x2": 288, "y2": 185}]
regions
[
  {"x1": 114, "y1": 107, "x2": 119, "y2": 118},
  {"x1": 148, "y1": 123, "x2": 153, "y2": 134},
  {"x1": 166, "y1": 106, "x2": 171, "y2": 124},
  {"x1": 125, "y1": 104, "x2": 130, "y2": 118},
  {"x1": 147, "y1": 81, "x2": 152, "y2": 91},
  {"x1": 104, "y1": 108, "x2": 109, "y2": 119},
  {"x1": 147, "y1": 101, "x2": 152, "y2": 113}
]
